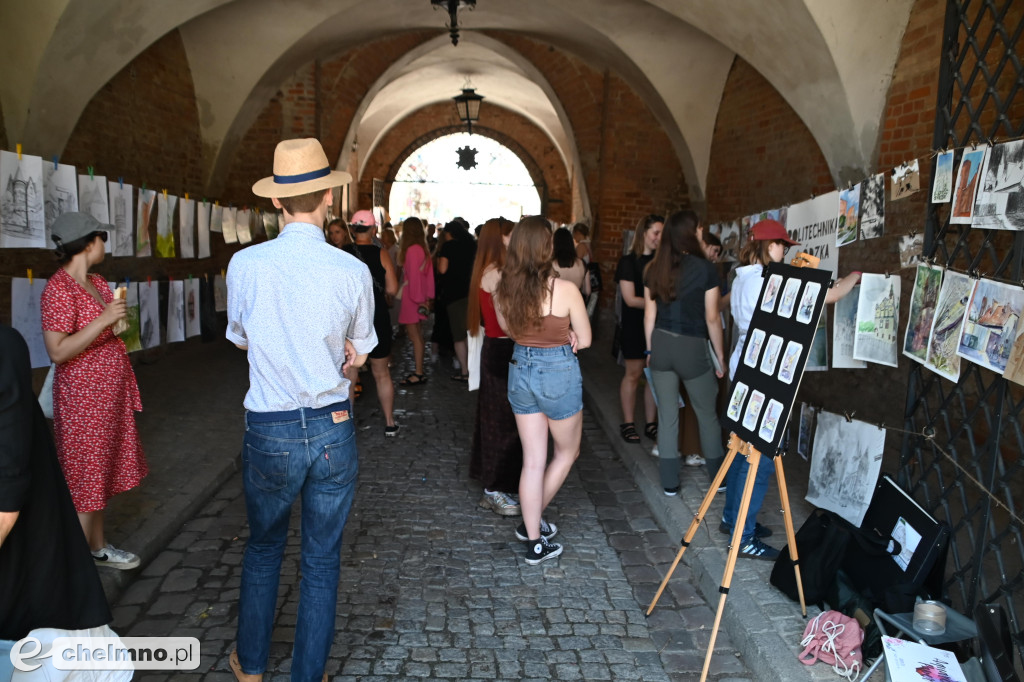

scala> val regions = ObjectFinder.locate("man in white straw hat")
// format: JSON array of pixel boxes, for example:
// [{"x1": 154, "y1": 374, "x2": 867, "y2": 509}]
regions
[{"x1": 225, "y1": 138, "x2": 376, "y2": 682}]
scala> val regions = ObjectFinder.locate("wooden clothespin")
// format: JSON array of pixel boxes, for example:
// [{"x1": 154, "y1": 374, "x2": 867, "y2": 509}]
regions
[
  {"x1": 26, "y1": 269, "x2": 33, "y2": 284},
  {"x1": 16, "y1": 144, "x2": 22, "y2": 160}
]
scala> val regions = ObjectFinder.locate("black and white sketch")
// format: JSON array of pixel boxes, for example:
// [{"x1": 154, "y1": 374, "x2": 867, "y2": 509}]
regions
[
  {"x1": 797, "y1": 403, "x2": 814, "y2": 460},
  {"x1": 1, "y1": 151, "x2": 47, "y2": 248},
  {"x1": 210, "y1": 203, "x2": 223, "y2": 233},
  {"x1": 972, "y1": 139, "x2": 1024, "y2": 231},
  {"x1": 806, "y1": 410, "x2": 885, "y2": 527},
  {"x1": 213, "y1": 273, "x2": 228, "y2": 312},
  {"x1": 236, "y1": 208, "x2": 253, "y2": 244},
  {"x1": 11, "y1": 277, "x2": 50, "y2": 367},
  {"x1": 184, "y1": 277, "x2": 201, "y2": 338},
  {"x1": 78, "y1": 174, "x2": 110, "y2": 252},
  {"x1": 858, "y1": 172, "x2": 885, "y2": 240},
  {"x1": 139, "y1": 280, "x2": 161, "y2": 349},
  {"x1": 197, "y1": 201, "x2": 211, "y2": 258},
  {"x1": 222, "y1": 206, "x2": 238, "y2": 244},
  {"x1": 167, "y1": 280, "x2": 185, "y2": 343},
  {"x1": 136, "y1": 188, "x2": 155, "y2": 257},
  {"x1": 43, "y1": 162, "x2": 78, "y2": 248},
  {"x1": 833, "y1": 284, "x2": 867, "y2": 369},
  {"x1": 179, "y1": 197, "x2": 196, "y2": 258},
  {"x1": 931, "y1": 151, "x2": 954, "y2": 203},
  {"x1": 107, "y1": 180, "x2": 134, "y2": 257}
]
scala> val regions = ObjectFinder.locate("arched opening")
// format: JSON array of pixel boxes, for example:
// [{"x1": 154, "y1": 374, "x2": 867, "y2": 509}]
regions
[{"x1": 388, "y1": 132, "x2": 542, "y2": 227}]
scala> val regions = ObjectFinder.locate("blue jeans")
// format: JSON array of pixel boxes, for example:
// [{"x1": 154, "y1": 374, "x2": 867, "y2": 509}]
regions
[
  {"x1": 721, "y1": 451, "x2": 775, "y2": 544},
  {"x1": 236, "y1": 402, "x2": 358, "y2": 682},
  {"x1": 507, "y1": 344, "x2": 583, "y2": 420}
]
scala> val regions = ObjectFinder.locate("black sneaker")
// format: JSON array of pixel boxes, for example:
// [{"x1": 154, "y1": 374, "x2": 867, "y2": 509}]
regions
[
  {"x1": 663, "y1": 486, "x2": 680, "y2": 497},
  {"x1": 738, "y1": 537, "x2": 780, "y2": 561},
  {"x1": 384, "y1": 424, "x2": 400, "y2": 437},
  {"x1": 515, "y1": 519, "x2": 557, "y2": 541},
  {"x1": 524, "y1": 536, "x2": 563, "y2": 565},
  {"x1": 719, "y1": 521, "x2": 773, "y2": 539}
]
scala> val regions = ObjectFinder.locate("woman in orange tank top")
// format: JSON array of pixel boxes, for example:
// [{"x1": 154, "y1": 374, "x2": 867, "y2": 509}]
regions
[{"x1": 495, "y1": 217, "x2": 592, "y2": 566}]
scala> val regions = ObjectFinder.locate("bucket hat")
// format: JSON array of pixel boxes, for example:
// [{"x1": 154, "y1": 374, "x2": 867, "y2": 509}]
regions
[
  {"x1": 51, "y1": 211, "x2": 112, "y2": 246},
  {"x1": 252, "y1": 138, "x2": 352, "y2": 198}
]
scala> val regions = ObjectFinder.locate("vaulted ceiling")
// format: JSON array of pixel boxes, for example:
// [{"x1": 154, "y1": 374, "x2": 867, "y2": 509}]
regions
[{"x1": 0, "y1": 0, "x2": 916, "y2": 204}]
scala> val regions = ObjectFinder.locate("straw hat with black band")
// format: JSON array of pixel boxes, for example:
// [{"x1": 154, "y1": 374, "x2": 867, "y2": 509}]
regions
[{"x1": 252, "y1": 138, "x2": 352, "y2": 199}]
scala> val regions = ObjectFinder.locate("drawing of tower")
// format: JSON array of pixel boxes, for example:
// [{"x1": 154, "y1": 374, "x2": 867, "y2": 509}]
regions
[{"x1": 874, "y1": 283, "x2": 897, "y2": 343}]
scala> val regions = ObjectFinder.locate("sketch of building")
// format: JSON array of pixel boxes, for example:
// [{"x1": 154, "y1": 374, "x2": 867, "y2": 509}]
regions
[
  {"x1": 931, "y1": 151, "x2": 953, "y2": 203},
  {"x1": 853, "y1": 273, "x2": 901, "y2": 367},
  {"x1": 108, "y1": 181, "x2": 133, "y2": 257},
  {"x1": 874, "y1": 282, "x2": 897, "y2": 343},
  {"x1": 44, "y1": 163, "x2": 78, "y2": 247},
  {"x1": 1, "y1": 152, "x2": 46, "y2": 248},
  {"x1": 806, "y1": 410, "x2": 885, "y2": 527},
  {"x1": 972, "y1": 140, "x2": 1024, "y2": 231},
  {"x1": 957, "y1": 278, "x2": 1024, "y2": 374}
]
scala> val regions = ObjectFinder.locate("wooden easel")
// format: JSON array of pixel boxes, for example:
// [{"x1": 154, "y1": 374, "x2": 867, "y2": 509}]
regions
[{"x1": 646, "y1": 252, "x2": 821, "y2": 682}]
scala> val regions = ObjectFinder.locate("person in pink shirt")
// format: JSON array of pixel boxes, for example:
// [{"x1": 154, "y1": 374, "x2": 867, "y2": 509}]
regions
[{"x1": 397, "y1": 217, "x2": 435, "y2": 385}]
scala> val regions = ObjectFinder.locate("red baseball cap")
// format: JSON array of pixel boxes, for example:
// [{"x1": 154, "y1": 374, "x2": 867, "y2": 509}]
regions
[{"x1": 750, "y1": 219, "x2": 799, "y2": 246}]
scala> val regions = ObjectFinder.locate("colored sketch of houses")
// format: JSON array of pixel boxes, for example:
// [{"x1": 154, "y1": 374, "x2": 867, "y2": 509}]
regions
[
  {"x1": 925, "y1": 272, "x2": 974, "y2": 382},
  {"x1": 852, "y1": 273, "x2": 900, "y2": 367},
  {"x1": 903, "y1": 265, "x2": 943, "y2": 364},
  {"x1": 956, "y1": 278, "x2": 1024, "y2": 374}
]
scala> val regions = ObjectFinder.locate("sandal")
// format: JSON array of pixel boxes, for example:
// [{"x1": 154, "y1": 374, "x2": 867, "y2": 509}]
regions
[
  {"x1": 620, "y1": 422, "x2": 640, "y2": 444},
  {"x1": 644, "y1": 422, "x2": 658, "y2": 440},
  {"x1": 353, "y1": 380, "x2": 363, "y2": 399},
  {"x1": 451, "y1": 373, "x2": 468, "y2": 382},
  {"x1": 400, "y1": 373, "x2": 427, "y2": 386}
]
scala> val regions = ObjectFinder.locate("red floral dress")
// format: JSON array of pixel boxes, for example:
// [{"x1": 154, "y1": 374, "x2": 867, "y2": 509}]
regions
[{"x1": 41, "y1": 269, "x2": 147, "y2": 512}]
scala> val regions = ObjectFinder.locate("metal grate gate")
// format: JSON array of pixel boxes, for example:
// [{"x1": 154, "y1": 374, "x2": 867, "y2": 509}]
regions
[{"x1": 901, "y1": 0, "x2": 1024, "y2": 666}]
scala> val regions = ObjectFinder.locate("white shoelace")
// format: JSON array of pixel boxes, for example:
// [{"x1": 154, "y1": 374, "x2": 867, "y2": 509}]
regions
[{"x1": 800, "y1": 613, "x2": 861, "y2": 682}]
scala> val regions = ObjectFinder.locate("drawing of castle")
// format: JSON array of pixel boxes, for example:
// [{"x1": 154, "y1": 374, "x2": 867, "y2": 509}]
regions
[
  {"x1": 874, "y1": 283, "x2": 897, "y2": 343},
  {"x1": 3, "y1": 165, "x2": 41, "y2": 233}
]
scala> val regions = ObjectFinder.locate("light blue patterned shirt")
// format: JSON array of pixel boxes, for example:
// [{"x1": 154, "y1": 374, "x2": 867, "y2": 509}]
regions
[{"x1": 226, "y1": 222, "x2": 377, "y2": 411}]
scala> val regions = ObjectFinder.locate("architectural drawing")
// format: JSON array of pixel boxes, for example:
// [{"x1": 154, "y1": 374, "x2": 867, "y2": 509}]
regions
[
  {"x1": 796, "y1": 282, "x2": 820, "y2": 324},
  {"x1": 741, "y1": 390, "x2": 765, "y2": 431},
  {"x1": 833, "y1": 284, "x2": 866, "y2": 369},
  {"x1": 744, "y1": 328, "x2": 766, "y2": 368},
  {"x1": 222, "y1": 207, "x2": 238, "y2": 243},
  {"x1": 760, "y1": 274, "x2": 783, "y2": 313},
  {"x1": 858, "y1": 173, "x2": 885, "y2": 240},
  {"x1": 972, "y1": 139, "x2": 1024, "y2": 231},
  {"x1": 210, "y1": 204, "x2": 223, "y2": 233},
  {"x1": 805, "y1": 309, "x2": 828, "y2": 371},
  {"x1": 236, "y1": 208, "x2": 253, "y2": 244},
  {"x1": 108, "y1": 181, "x2": 134, "y2": 257},
  {"x1": 213, "y1": 274, "x2": 228, "y2": 312},
  {"x1": 891, "y1": 159, "x2": 920, "y2": 201},
  {"x1": 167, "y1": 280, "x2": 185, "y2": 342},
  {"x1": 778, "y1": 340, "x2": 803, "y2": 384},
  {"x1": 77, "y1": 174, "x2": 110, "y2": 251},
  {"x1": 903, "y1": 265, "x2": 943, "y2": 364},
  {"x1": 797, "y1": 403, "x2": 814, "y2": 460},
  {"x1": 136, "y1": 188, "x2": 156, "y2": 257},
  {"x1": 951, "y1": 146, "x2": 987, "y2": 224},
  {"x1": 727, "y1": 382, "x2": 749, "y2": 421},
  {"x1": 837, "y1": 183, "x2": 860, "y2": 246},
  {"x1": 806, "y1": 410, "x2": 885, "y2": 527},
  {"x1": 179, "y1": 197, "x2": 196, "y2": 258},
  {"x1": 777, "y1": 278, "x2": 801, "y2": 319},
  {"x1": 197, "y1": 201, "x2": 211, "y2": 258},
  {"x1": 852, "y1": 273, "x2": 901, "y2": 368},
  {"x1": 185, "y1": 278, "x2": 202, "y2": 338},
  {"x1": 139, "y1": 280, "x2": 161, "y2": 349},
  {"x1": 925, "y1": 271, "x2": 974, "y2": 382},
  {"x1": 932, "y1": 151, "x2": 954, "y2": 203},
  {"x1": 898, "y1": 233, "x2": 924, "y2": 269},
  {"x1": 1, "y1": 151, "x2": 47, "y2": 248},
  {"x1": 956, "y1": 278, "x2": 1024, "y2": 374},
  {"x1": 44, "y1": 162, "x2": 78, "y2": 247},
  {"x1": 11, "y1": 277, "x2": 51, "y2": 367}
]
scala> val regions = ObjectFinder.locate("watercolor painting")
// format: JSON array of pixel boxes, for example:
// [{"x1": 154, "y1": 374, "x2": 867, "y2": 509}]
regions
[
  {"x1": 778, "y1": 278, "x2": 801, "y2": 319},
  {"x1": 107, "y1": 181, "x2": 134, "y2": 257},
  {"x1": 744, "y1": 328, "x2": 767, "y2": 368},
  {"x1": 932, "y1": 150, "x2": 954, "y2": 203},
  {"x1": 1003, "y1": 326, "x2": 1024, "y2": 387},
  {"x1": 136, "y1": 188, "x2": 155, "y2": 257},
  {"x1": 77, "y1": 174, "x2": 110, "y2": 252},
  {"x1": 806, "y1": 410, "x2": 885, "y2": 527},
  {"x1": 43, "y1": 162, "x2": 78, "y2": 248},
  {"x1": 197, "y1": 201, "x2": 211, "y2": 258},
  {"x1": 972, "y1": 139, "x2": 1024, "y2": 231},
  {"x1": 956, "y1": 278, "x2": 1024, "y2": 374},
  {"x1": 833, "y1": 284, "x2": 866, "y2": 369},
  {"x1": 891, "y1": 159, "x2": 921, "y2": 201},
  {"x1": 741, "y1": 390, "x2": 765, "y2": 431},
  {"x1": 758, "y1": 399, "x2": 784, "y2": 444},
  {"x1": 924, "y1": 271, "x2": 974, "y2": 382},
  {"x1": 222, "y1": 207, "x2": 238, "y2": 244},
  {"x1": 899, "y1": 233, "x2": 924, "y2": 269},
  {"x1": 11, "y1": 277, "x2": 50, "y2": 367},
  {"x1": 727, "y1": 382, "x2": 749, "y2": 422},
  {"x1": 853, "y1": 274, "x2": 901, "y2": 368},
  {"x1": 806, "y1": 309, "x2": 829, "y2": 371},
  {"x1": 179, "y1": 197, "x2": 195, "y2": 258},
  {"x1": 837, "y1": 183, "x2": 861, "y2": 246},
  {"x1": 760, "y1": 274, "x2": 783, "y2": 313},
  {"x1": 951, "y1": 146, "x2": 988, "y2": 224},
  {"x1": 167, "y1": 280, "x2": 185, "y2": 343},
  {"x1": 1, "y1": 151, "x2": 47, "y2": 249},
  {"x1": 796, "y1": 281, "x2": 821, "y2": 325},
  {"x1": 858, "y1": 173, "x2": 885, "y2": 240},
  {"x1": 778, "y1": 340, "x2": 803, "y2": 384},
  {"x1": 759, "y1": 334, "x2": 784, "y2": 375},
  {"x1": 156, "y1": 193, "x2": 177, "y2": 257},
  {"x1": 117, "y1": 282, "x2": 142, "y2": 352},
  {"x1": 184, "y1": 277, "x2": 202, "y2": 338},
  {"x1": 139, "y1": 280, "x2": 161, "y2": 349},
  {"x1": 903, "y1": 265, "x2": 944, "y2": 364}
]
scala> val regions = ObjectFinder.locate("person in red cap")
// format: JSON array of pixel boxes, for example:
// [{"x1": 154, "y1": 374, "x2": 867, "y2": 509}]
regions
[{"x1": 720, "y1": 218, "x2": 860, "y2": 560}]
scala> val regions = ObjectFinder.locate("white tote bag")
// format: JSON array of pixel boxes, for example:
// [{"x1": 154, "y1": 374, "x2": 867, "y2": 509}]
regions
[
  {"x1": 38, "y1": 364, "x2": 55, "y2": 419},
  {"x1": 467, "y1": 328, "x2": 485, "y2": 391}
]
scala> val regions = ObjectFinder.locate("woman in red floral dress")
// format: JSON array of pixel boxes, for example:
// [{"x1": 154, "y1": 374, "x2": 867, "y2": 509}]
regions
[{"x1": 41, "y1": 212, "x2": 147, "y2": 570}]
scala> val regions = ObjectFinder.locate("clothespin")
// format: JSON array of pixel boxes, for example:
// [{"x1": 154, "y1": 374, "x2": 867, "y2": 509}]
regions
[
  {"x1": 188, "y1": 274, "x2": 193, "y2": 280},
  {"x1": 119, "y1": 177, "x2": 124, "y2": 189},
  {"x1": 168, "y1": 275, "x2": 173, "y2": 282},
  {"x1": 88, "y1": 166, "x2": 94, "y2": 180},
  {"x1": 885, "y1": 271, "x2": 891, "y2": 279},
  {"x1": 147, "y1": 276, "x2": 152, "y2": 285},
  {"x1": 125, "y1": 277, "x2": 130, "y2": 287},
  {"x1": 26, "y1": 269, "x2": 32, "y2": 284},
  {"x1": 52, "y1": 156, "x2": 59, "y2": 170},
  {"x1": 16, "y1": 144, "x2": 22, "y2": 160},
  {"x1": 221, "y1": 268, "x2": 226, "y2": 278},
  {"x1": 142, "y1": 182, "x2": 147, "y2": 192},
  {"x1": 163, "y1": 189, "x2": 168, "y2": 200},
  {"x1": 185, "y1": 192, "x2": 189, "y2": 201},
  {"x1": 215, "y1": 200, "x2": 220, "y2": 207},
  {"x1": 843, "y1": 410, "x2": 855, "y2": 423}
]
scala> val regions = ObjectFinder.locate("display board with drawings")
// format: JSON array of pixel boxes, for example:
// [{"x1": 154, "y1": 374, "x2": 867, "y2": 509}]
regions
[{"x1": 722, "y1": 261, "x2": 832, "y2": 455}]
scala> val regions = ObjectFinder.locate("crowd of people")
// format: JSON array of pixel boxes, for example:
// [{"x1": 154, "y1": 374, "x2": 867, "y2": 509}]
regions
[{"x1": 0, "y1": 135, "x2": 863, "y2": 681}]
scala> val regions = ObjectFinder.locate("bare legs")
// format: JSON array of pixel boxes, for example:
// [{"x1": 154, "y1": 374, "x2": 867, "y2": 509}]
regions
[
  {"x1": 620, "y1": 358, "x2": 656, "y2": 425},
  {"x1": 453, "y1": 339, "x2": 469, "y2": 377},
  {"x1": 369, "y1": 356, "x2": 395, "y2": 427},
  {"x1": 405, "y1": 322, "x2": 425, "y2": 375},
  {"x1": 78, "y1": 510, "x2": 104, "y2": 551},
  {"x1": 516, "y1": 410, "x2": 583, "y2": 541}
]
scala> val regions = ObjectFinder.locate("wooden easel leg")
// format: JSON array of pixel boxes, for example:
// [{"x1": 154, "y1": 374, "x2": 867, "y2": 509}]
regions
[
  {"x1": 645, "y1": 434, "x2": 742, "y2": 616},
  {"x1": 700, "y1": 449, "x2": 761, "y2": 682},
  {"x1": 774, "y1": 455, "x2": 807, "y2": 617}
]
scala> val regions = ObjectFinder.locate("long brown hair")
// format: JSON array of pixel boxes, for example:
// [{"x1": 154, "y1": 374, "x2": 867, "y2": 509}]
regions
[
  {"x1": 495, "y1": 216, "x2": 554, "y2": 338},
  {"x1": 629, "y1": 214, "x2": 664, "y2": 257},
  {"x1": 467, "y1": 217, "x2": 513, "y2": 335},
  {"x1": 645, "y1": 210, "x2": 705, "y2": 302},
  {"x1": 738, "y1": 238, "x2": 775, "y2": 267},
  {"x1": 398, "y1": 217, "x2": 429, "y2": 266}
]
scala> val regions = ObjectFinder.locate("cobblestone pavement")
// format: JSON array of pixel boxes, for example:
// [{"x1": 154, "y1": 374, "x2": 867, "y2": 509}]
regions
[{"x1": 112, "y1": 332, "x2": 753, "y2": 681}]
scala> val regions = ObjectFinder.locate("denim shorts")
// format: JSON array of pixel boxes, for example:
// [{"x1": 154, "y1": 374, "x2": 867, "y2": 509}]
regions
[{"x1": 507, "y1": 344, "x2": 583, "y2": 420}]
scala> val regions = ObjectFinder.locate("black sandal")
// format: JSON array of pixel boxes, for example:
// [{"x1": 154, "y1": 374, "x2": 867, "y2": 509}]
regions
[
  {"x1": 400, "y1": 373, "x2": 427, "y2": 386},
  {"x1": 644, "y1": 422, "x2": 658, "y2": 440},
  {"x1": 451, "y1": 372, "x2": 468, "y2": 382},
  {"x1": 620, "y1": 422, "x2": 640, "y2": 443}
]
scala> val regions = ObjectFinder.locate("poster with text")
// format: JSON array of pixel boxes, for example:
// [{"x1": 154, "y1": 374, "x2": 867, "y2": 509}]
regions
[
  {"x1": 972, "y1": 139, "x2": 1024, "y2": 231},
  {"x1": 236, "y1": 208, "x2": 252, "y2": 244},
  {"x1": 836, "y1": 183, "x2": 860, "y2": 247},
  {"x1": 924, "y1": 271, "x2": 974, "y2": 382},
  {"x1": 931, "y1": 151, "x2": 954, "y2": 203},
  {"x1": 11, "y1": 277, "x2": 50, "y2": 367},
  {"x1": 197, "y1": 201, "x2": 211, "y2": 258},
  {"x1": 890, "y1": 159, "x2": 921, "y2": 201},
  {"x1": 107, "y1": 181, "x2": 134, "y2": 257},
  {"x1": 1, "y1": 151, "x2": 47, "y2": 248},
  {"x1": 136, "y1": 188, "x2": 156, "y2": 257},
  {"x1": 785, "y1": 191, "x2": 840, "y2": 276},
  {"x1": 956, "y1": 278, "x2": 1024, "y2": 374},
  {"x1": 858, "y1": 173, "x2": 885, "y2": 240},
  {"x1": 77, "y1": 174, "x2": 110, "y2": 252},
  {"x1": 139, "y1": 280, "x2": 161, "y2": 349},
  {"x1": 832, "y1": 284, "x2": 866, "y2": 369},
  {"x1": 43, "y1": 162, "x2": 78, "y2": 248},
  {"x1": 156, "y1": 193, "x2": 177, "y2": 257},
  {"x1": 807, "y1": 410, "x2": 885, "y2": 528},
  {"x1": 903, "y1": 265, "x2": 943, "y2": 364},
  {"x1": 852, "y1": 274, "x2": 901, "y2": 368},
  {"x1": 184, "y1": 277, "x2": 201, "y2": 338},
  {"x1": 167, "y1": 280, "x2": 185, "y2": 343},
  {"x1": 951, "y1": 146, "x2": 988, "y2": 224},
  {"x1": 179, "y1": 197, "x2": 195, "y2": 258},
  {"x1": 222, "y1": 206, "x2": 238, "y2": 244}
]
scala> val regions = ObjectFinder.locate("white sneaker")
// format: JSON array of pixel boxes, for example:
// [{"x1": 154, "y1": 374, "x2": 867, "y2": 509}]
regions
[
  {"x1": 684, "y1": 454, "x2": 706, "y2": 467},
  {"x1": 651, "y1": 444, "x2": 659, "y2": 457},
  {"x1": 92, "y1": 544, "x2": 140, "y2": 570}
]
